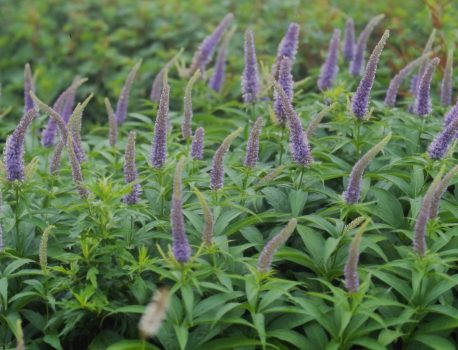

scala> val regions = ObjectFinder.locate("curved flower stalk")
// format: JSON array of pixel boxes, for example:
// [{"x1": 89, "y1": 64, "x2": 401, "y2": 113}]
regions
[
  {"x1": 427, "y1": 112, "x2": 458, "y2": 159},
  {"x1": 194, "y1": 188, "x2": 214, "y2": 246},
  {"x1": 351, "y1": 30, "x2": 390, "y2": 119},
  {"x1": 150, "y1": 49, "x2": 183, "y2": 102},
  {"x1": 139, "y1": 287, "x2": 170, "y2": 339},
  {"x1": 24, "y1": 63, "x2": 35, "y2": 114},
  {"x1": 39, "y1": 225, "x2": 54, "y2": 272},
  {"x1": 343, "y1": 19, "x2": 355, "y2": 62},
  {"x1": 305, "y1": 102, "x2": 337, "y2": 138},
  {"x1": 258, "y1": 218, "x2": 297, "y2": 273},
  {"x1": 242, "y1": 29, "x2": 260, "y2": 104},
  {"x1": 190, "y1": 127, "x2": 204, "y2": 160},
  {"x1": 209, "y1": 27, "x2": 235, "y2": 92},
  {"x1": 67, "y1": 133, "x2": 89, "y2": 199},
  {"x1": 440, "y1": 48, "x2": 454, "y2": 106},
  {"x1": 272, "y1": 79, "x2": 313, "y2": 166},
  {"x1": 384, "y1": 55, "x2": 429, "y2": 107},
  {"x1": 3, "y1": 108, "x2": 37, "y2": 181},
  {"x1": 151, "y1": 83, "x2": 170, "y2": 168},
  {"x1": 344, "y1": 219, "x2": 369, "y2": 293},
  {"x1": 187, "y1": 13, "x2": 234, "y2": 77},
  {"x1": 123, "y1": 131, "x2": 141, "y2": 204},
  {"x1": 171, "y1": 156, "x2": 191, "y2": 263},
  {"x1": 349, "y1": 14, "x2": 385, "y2": 76},
  {"x1": 273, "y1": 23, "x2": 300, "y2": 78},
  {"x1": 274, "y1": 56, "x2": 293, "y2": 125},
  {"x1": 104, "y1": 98, "x2": 117, "y2": 147},
  {"x1": 68, "y1": 94, "x2": 93, "y2": 163},
  {"x1": 244, "y1": 117, "x2": 264, "y2": 168},
  {"x1": 115, "y1": 60, "x2": 142, "y2": 124},
  {"x1": 429, "y1": 165, "x2": 458, "y2": 219},
  {"x1": 61, "y1": 76, "x2": 83, "y2": 124},
  {"x1": 414, "y1": 57, "x2": 440, "y2": 117},
  {"x1": 412, "y1": 29, "x2": 437, "y2": 95},
  {"x1": 210, "y1": 127, "x2": 242, "y2": 190},
  {"x1": 317, "y1": 29, "x2": 340, "y2": 91},
  {"x1": 343, "y1": 133, "x2": 391, "y2": 204},
  {"x1": 182, "y1": 70, "x2": 200, "y2": 140}
]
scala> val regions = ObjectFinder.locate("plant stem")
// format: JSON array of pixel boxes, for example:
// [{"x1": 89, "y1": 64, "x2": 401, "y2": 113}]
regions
[
  {"x1": 279, "y1": 125, "x2": 285, "y2": 165},
  {"x1": 417, "y1": 117, "x2": 426, "y2": 153},
  {"x1": 297, "y1": 166, "x2": 305, "y2": 189},
  {"x1": 14, "y1": 185, "x2": 21, "y2": 255},
  {"x1": 354, "y1": 119, "x2": 362, "y2": 157}
]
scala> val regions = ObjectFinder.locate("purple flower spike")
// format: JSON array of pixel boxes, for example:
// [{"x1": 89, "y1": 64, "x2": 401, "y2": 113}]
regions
[
  {"x1": 318, "y1": 29, "x2": 340, "y2": 91},
  {"x1": 210, "y1": 128, "x2": 242, "y2": 190},
  {"x1": 351, "y1": 30, "x2": 390, "y2": 119},
  {"x1": 344, "y1": 220, "x2": 369, "y2": 293},
  {"x1": 24, "y1": 63, "x2": 35, "y2": 114},
  {"x1": 209, "y1": 28, "x2": 234, "y2": 92},
  {"x1": 350, "y1": 14, "x2": 385, "y2": 76},
  {"x1": 67, "y1": 133, "x2": 89, "y2": 199},
  {"x1": 182, "y1": 71, "x2": 200, "y2": 140},
  {"x1": 150, "y1": 50, "x2": 182, "y2": 102},
  {"x1": 171, "y1": 157, "x2": 191, "y2": 263},
  {"x1": 61, "y1": 76, "x2": 82, "y2": 124},
  {"x1": 242, "y1": 29, "x2": 260, "y2": 104},
  {"x1": 151, "y1": 84, "x2": 170, "y2": 168},
  {"x1": 412, "y1": 29, "x2": 437, "y2": 96},
  {"x1": 273, "y1": 23, "x2": 300, "y2": 78},
  {"x1": 443, "y1": 98, "x2": 458, "y2": 127},
  {"x1": 244, "y1": 117, "x2": 264, "y2": 168},
  {"x1": 3, "y1": 108, "x2": 37, "y2": 181},
  {"x1": 343, "y1": 133, "x2": 391, "y2": 204},
  {"x1": 343, "y1": 19, "x2": 355, "y2": 62},
  {"x1": 429, "y1": 165, "x2": 458, "y2": 219},
  {"x1": 440, "y1": 49, "x2": 454, "y2": 106},
  {"x1": 190, "y1": 127, "x2": 204, "y2": 160},
  {"x1": 414, "y1": 57, "x2": 440, "y2": 117},
  {"x1": 188, "y1": 13, "x2": 234, "y2": 77},
  {"x1": 115, "y1": 60, "x2": 142, "y2": 124},
  {"x1": 124, "y1": 131, "x2": 141, "y2": 204},
  {"x1": 274, "y1": 57, "x2": 294, "y2": 125},
  {"x1": 428, "y1": 113, "x2": 458, "y2": 159}
]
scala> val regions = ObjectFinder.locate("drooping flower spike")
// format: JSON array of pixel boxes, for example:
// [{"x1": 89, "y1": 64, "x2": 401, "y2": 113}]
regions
[
  {"x1": 427, "y1": 111, "x2": 458, "y2": 159},
  {"x1": 351, "y1": 30, "x2": 390, "y2": 119},
  {"x1": 209, "y1": 26, "x2": 235, "y2": 92},
  {"x1": 273, "y1": 23, "x2": 300, "y2": 78},
  {"x1": 244, "y1": 116, "x2": 264, "y2": 168},
  {"x1": 414, "y1": 57, "x2": 440, "y2": 117},
  {"x1": 317, "y1": 29, "x2": 340, "y2": 91},
  {"x1": 190, "y1": 127, "x2": 204, "y2": 160},
  {"x1": 114, "y1": 60, "x2": 142, "y2": 124},
  {"x1": 104, "y1": 98, "x2": 118, "y2": 147},
  {"x1": 23, "y1": 63, "x2": 35, "y2": 114},
  {"x1": 139, "y1": 287, "x2": 171, "y2": 339},
  {"x1": 343, "y1": 19, "x2": 355, "y2": 62},
  {"x1": 150, "y1": 49, "x2": 183, "y2": 102},
  {"x1": 429, "y1": 164, "x2": 458, "y2": 219},
  {"x1": 274, "y1": 56, "x2": 294, "y2": 125},
  {"x1": 343, "y1": 133, "x2": 391, "y2": 204},
  {"x1": 344, "y1": 219, "x2": 370, "y2": 293},
  {"x1": 123, "y1": 131, "x2": 141, "y2": 204},
  {"x1": 242, "y1": 29, "x2": 260, "y2": 104},
  {"x1": 182, "y1": 70, "x2": 200, "y2": 140},
  {"x1": 151, "y1": 80, "x2": 170, "y2": 168},
  {"x1": 440, "y1": 48, "x2": 454, "y2": 106},
  {"x1": 349, "y1": 14, "x2": 385, "y2": 76}
]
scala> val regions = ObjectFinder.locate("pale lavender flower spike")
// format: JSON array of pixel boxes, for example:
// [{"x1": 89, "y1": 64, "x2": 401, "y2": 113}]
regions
[
  {"x1": 343, "y1": 19, "x2": 355, "y2": 62},
  {"x1": 115, "y1": 60, "x2": 142, "y2": 124},
  {"x1": 429, "y1": 165, "x2": 458, "y2": 219},
  {"x1": 350, "y1": 14, "x2": 385, "y2": 76},
  {"x1": 61, "y1": 76, "x2": 82, "y2": 124},
  {"x1": 443, "y1": 98, "x2": 458, "y2": 127},
  {"x1": 244, "y1": 117, "x2": 264, "y2": 168},
  {"x1": 428, "y1": 113, "x2": 458, "y2": 159},
  {"x1": 3, "y1": 108, "x2": 37, "y2": 181},
  {"x1": 274, "y1": 57, "x2": 293, "y2": 125},
  {"x1": 344, "y1": 220, "x2": 368, "y2": 293},
  {"x1": 318, "y1": 29, "x2": 340, "y2": 91},
  {"x1": 351, "y1": 30, "x2": 390, "y2": 119},
  {"x1": 151, "y1": 83, "x2": 170, "y2": 168},
  {"x1": 209, "y1": 28, "x2": 235, "y2": 92},
  {"x1": 171, "y1": 157, "x2": 191, "y2": 263},
  {"x1": 187, "y1": 13, "x2": 234, "y2": 77},
  {"x1": 190, "y1": 127, "x2": 204, "y2": 160},
  {"x1": 412, "y1": 29, "x2": 437, "y2": 96},
  {"x1": 124, "y1": 131, "x2": 141, "y2": 204},
  {"x1": 440, "y1": 48, "x2": 454, "y2": 106},
  {"x1": 182, "y1": 71, "x2": 200, "y2": 140},
  {"x1": 414, "y1": 57, "x2": 440, "y2": 117},
  {"x1": 242, "y1": 29, "x2": 260, "y2": 103},
  {"x1": 24, "y1": 63, "x2": 35, "y2": 114},
  {"x1": 273, "y1": 23, "x2": 300, "y2": 78}
]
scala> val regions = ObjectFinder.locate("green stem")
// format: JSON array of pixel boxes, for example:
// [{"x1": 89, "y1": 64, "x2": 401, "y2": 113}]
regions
[
  {"x1": 297, "y1": 166, "x2": 305, "y2": 189},
  {"x1": 354, "y1": 119, "x2": 362, "y2": 157},
  {"x1": 15, "y1": 185, "x2": 21, "y2": 255},
  {"x1": 417, "y1": 118, "x2": 426, "y2": 153},
  {"x1": 279, "y1": 125, "x2": 285, "y2": 165}
]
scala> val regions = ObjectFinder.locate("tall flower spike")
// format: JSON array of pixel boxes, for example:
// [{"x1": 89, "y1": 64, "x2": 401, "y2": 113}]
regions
[
  {"x1": 171, "y1": 156, "x2": 191, "y2": 263},
  {"x1": 67, "y1": 133, "x2": 89, "y2": 199},
  {"x1": 61, "y1": 76, "x2": 82, "y2": 124},
  {"x1": 123, "y1": 131, "x2": 141, "y2": 204},
  {"x1": 440, "y1": 48, "x2": 454, "y2": 106},
  {"x1": 443, "y1": 98, "x2": 458, "y2": 126},
  {"x1": 67, "y1": 94, "x2": 93, "y2": 163},
  {"x1": 24, "y1": 63, "x2": 35, "y2": 114},
  {"x1": 3, "y1": 108, "x2": 37, "y2": 181},
  {"x1": 274, "y1": 56, "x2": 294, "y2": 125},
  {"x1": 427, "y1": 112, "x2": 458, "y2": 159},
  {"x1": 182, "y1": 70, "x2": 200, "y2": 140},
  {"x1": 413, "y1": 169, "x2": 444, "y2": 256},
  {"x1": 412, "y1": 29, "x2": 437, "y2": 95},
  {"x1": 242, "y1": 29, "x2": 260, "y2": 104},
  {"x1": 194, "y1": 188, "x2": 214, "y2": 246},
  {"x1": 209, "y1": 27, "x2": 235, "y2": 92},
  {"x1": 115, "y1": 60, "x2": 142, "y2": 124},
  {"x1": 305, "y1": 102, "x2": 337, "y2": 137},
  {"x1": 187, "y1": 13, "x2": 234, "y2": 77},
  {"x1": 343, "y1": 133, "x2": 391, "y2": 204},
  {"x1": 429, "y1": 165, "x2": 458, "y2": 219},
  {"x1": 151, "y1": 82, "x2": 170, "y2": 168},
  {"x1": 190, "y1": 127, "x2": 204, "y2": 160},
  {"x1": 272, "y1": 79, "x2": 313, "y2": 166},
  {"x1": 351, "y1": 30, "x2": 390, "y2": 119},
  {"x1": 244, "y1": 116, "x2": 264, "y2": 168},
  {"x1": 349, "y1": 14, "x2": 385, "y2": 76},
  {"x1": 150, "y1": 49, "x2": 182, "y2": 102},
  {"x1": 139, "y1": 287, "x2": 171, "y2": 339},
  {"x1": 384, "y1": 55, "x2": 429, "y2": 107},
  {"x1": 104, "y1": 98, "x2": 117, "y2": 147},
  {"x1": 210, "y1": 127, "x2": 242, "y2": 190},
  {"x1": 39, "y1": 225, "x2": 54, "y2": 272},
  {"x1": 414, "y1": 57, "x2": 440, "y2": 117},
  {"x1": 273, "y1": 23, "x2": 300, "y2": 78},
  {"x1": 343, "y1": 19, "x2": 355, "y2": 62},
  {"x1": 344, "y1": 219, "x2": 369, "y2": 293},
  {"x1": 318, "y1": 29, "x2": 340, "y2": 91},
  {"x1": 258, "y1": 218, "x2": 297, "y2": 273}
]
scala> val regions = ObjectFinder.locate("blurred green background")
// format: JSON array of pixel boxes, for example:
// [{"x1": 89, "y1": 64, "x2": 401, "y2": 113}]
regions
[{"x1": 0, "y1": 0, "x2": 457, "y2": 120}]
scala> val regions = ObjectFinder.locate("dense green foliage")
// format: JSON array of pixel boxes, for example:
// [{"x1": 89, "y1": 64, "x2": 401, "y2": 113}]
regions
[{"x1": 1, "y1": 1, "x2": 458, "y2": 349}]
